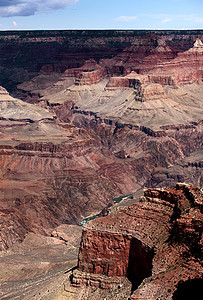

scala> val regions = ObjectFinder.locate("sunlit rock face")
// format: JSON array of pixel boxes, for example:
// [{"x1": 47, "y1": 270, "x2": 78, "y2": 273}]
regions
[
  {"x1": 71, "y1": 184, "x2": 202, "y2": 299},
  {"x1": 0, "y1": 30, "x2": 202, "y2": 299}
]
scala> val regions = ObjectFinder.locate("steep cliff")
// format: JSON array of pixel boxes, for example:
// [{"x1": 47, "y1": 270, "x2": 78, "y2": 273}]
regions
[
  {"x1": 0, "y1": 29, "x2": 203, "y2": 299},
  {"x1": 0, "y1": 86, "x2": 141, "y2": 250},
  {"x1": 0, "y1": 30, "x2": 202, "y2": 92},
  {"x1": 69, "y1": 183, "x2": 203, "y2": 299},
  {"x1": 1, "y1": 32, "x2": 203, "y2": 253},
  {"x1": 146, "y1": 38, "x2": 203, "y2": 85}
]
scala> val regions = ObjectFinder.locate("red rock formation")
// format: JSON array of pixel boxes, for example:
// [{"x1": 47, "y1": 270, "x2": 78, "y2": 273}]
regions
[
  {"x1": 64, "y1": 59, "x2": 100, "y2": 76},
  {"x1": 0, "y1": 142, "x2": 140, "y2": 250},
  {"x1": 107, "y1": 71, "x2": 149, "y2": 87},
  {"x1": 71, "y1": 183, "x2": 203, "y2": 299},
  {"x1": 0, "y1": 33, "x2": 202, "y2": 241},
  {"x1": 142, "y1": 83, "x2": 170, "y2": 102},
  {"x1": 75, "y1": 68, "x2": 107, "y2": 85},
  {"x1": 145, "y1": 38, "x2": 203, "y2": 85},
  {"x1": 62, "y1": 59, "x2": 107, "y2": 85},
  {"x1": 101, "y1": 37, "x2": 203, "y2": 86},
  {"x1": 1, "y1": 87, "x2": 145, "y2": 250},
  {"x1": 0, "y1": 30, "x2": 203, "y2": 300}
]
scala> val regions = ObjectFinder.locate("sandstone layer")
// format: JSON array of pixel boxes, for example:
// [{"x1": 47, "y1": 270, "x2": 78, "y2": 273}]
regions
[
  {"x1": 69, "y1": 183, "x2": 203, "y2": 299},
  {"x1": 0, "y1": 30, "x2": 202, "y2": 299},
  {"x1": 2, "y1": 33, "x2": 203, "y2": 247},
  {"x1": 0, "y1": 85, "x2": 142, "y2": 251}
]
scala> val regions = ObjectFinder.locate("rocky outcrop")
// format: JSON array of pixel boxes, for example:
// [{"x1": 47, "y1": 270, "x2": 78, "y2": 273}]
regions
[
  {"x1": 186, "y1": 38, "x2": 203, "y2": 53},
  {"x1": 70, "y1": 183, "x2": 203, "y2": 299},
  {"x1": 108, "y1": 76, "x2": 170, "y2": 102},
  {"x1": 0, "y1": 30, "x2": 202, "y2": 92},
  {"x1": 75, "y1": 68, "x2": 107, "y2": 85},
  {"x1": 142, "y1": 83, "x2": 171, "y2": 102},
  {"x1": 146, "y1": 39, "x2": 203, "y2": 85},
  {"x1": 77, "y1": 230, "x2": 154, "y2": 282},
  {"x1": 107, "y1": 72, "x2": 149, "y2": 87},
  {"x1": 0, "y1": 30, "x2": 203, "y2": 299},
  {"x1": 100, "y1": 37, "x2": 203, "y2": 86},
  {"x1": 62, "y1": 59, "x2": 107, "y2": 85},
  {"x1": 0, "y1": 87, "x2": 143, "y2": 250},
  {"x1": 64, "y1": 59, "x2": 100, "y2": 76},
  {"x1": 0, "y1": 142, "x2": 138, "y2": 251}
]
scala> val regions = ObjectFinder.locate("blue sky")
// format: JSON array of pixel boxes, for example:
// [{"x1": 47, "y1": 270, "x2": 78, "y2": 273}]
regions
[{"x1": 0, "y1": 0, "x2": 202, "y2": 30}]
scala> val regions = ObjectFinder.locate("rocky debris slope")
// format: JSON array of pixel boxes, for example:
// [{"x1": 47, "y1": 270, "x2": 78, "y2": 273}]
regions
[
  {"x1": 1, "y1": 34, "x2": 203, "y2": 252},
  {"x1": 30, "y1": 39, "x2": 203, "y2": 131},
  {"x1": 68, "y1": 183, "x2": 203, "y2": 299},
  {"x1": 0, "y1": 225, "x2": 82, "y2": 299},
  {"x1": 0, "y1": 86, "x2": 142, "y2": 251},
  {"x1": 0, "y1": 86, "x2": 54, "y2": 121}
]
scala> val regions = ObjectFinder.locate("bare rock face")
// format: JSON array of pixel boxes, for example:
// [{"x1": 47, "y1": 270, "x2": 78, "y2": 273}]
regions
[
  {"x1": 0, "y1": 86, "x2": 144, "y2": 251},
  {"x1": 142, "y1": 83, "x2": 170, "y2": 102},
  {"x1": 146, "y1": 39, "x2": 203, "y2": 85},
  {"x1": 107, "y1": 72, "x2": 149, "y2": 87},
  {"x1": 59, "y1": 59, "x2": 108, "y2": 86},
  {"x1": 77, "y1": 230, "x2": 154, "y2": 279},
  {"x1": 0, "y1": 30, "x2": 203, "y2": 299},
  {"x1": 108, "y1": 78, "x2": 169, "y2": 102},
  {"x1": 188, "y1": 38, "x2": 203, "y2": 52},
  {"x1": 75, "y1": 68, "x2": 107, "y2": 85},
  {"x1": 1, "y1": 33, "x2": 202, "y2": 253},
  {"x1": 102, "y1": 37, "x2": 203, "y2": 85},
  {"x1": 70, "y1": 183, "x2": 203, "y2": 299},
  {"x1": 0, "y1": 86, "x2": 9, "y2": 95}
]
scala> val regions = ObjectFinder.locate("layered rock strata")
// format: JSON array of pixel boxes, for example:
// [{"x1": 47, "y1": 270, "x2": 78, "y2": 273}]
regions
[
  {"x1": 63, "y1": 59, "x2": 107, "y2": 85},
  {"x1": 146, "y1": 39, "x2": 203, "y2": 85},
  {"x1": 0, "y1": 30, "x2": 203, "y2": 299},
  {"x1": 0, "y1": 86, "x2": 141, "y2": 250},
  {"x1": 70, "y1": 183, "x2": 203, "y2": 299}
]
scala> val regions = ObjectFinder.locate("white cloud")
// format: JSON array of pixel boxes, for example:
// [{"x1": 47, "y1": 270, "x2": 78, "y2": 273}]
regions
[
  {"x1": 142, "y1": 13, "x2": 203, "y2": 24},
  {"x1": 161, "y1": 18, "x2": 172, "y2": 24},
  {"x1": 0, "y1": 0, "x2": 79, "y2": 17},
  {"x1": 116, "y1": 16, "x2": 137, "y2": 22},
  {"x1": 12, "y1": 20, "x2": 17, "y2": 26}
]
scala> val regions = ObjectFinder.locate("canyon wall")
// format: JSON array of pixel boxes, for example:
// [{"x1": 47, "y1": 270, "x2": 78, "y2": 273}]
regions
[
  {"x1": 70, "y1": 183, "x2": 203, "y2": 299},
  {"x1": 0, "y1": 29, "x2": 202, "y2": 299},
  {"x1": 0, "y1": 30, "x2": 203, "y2": 91},
  {"x1": 0, "y1": 30, "x2": 202, "y2": 253}
]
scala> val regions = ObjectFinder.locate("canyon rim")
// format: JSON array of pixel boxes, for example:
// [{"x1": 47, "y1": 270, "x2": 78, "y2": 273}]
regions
[{"x1": 0, "y1": 30, "x2": 202, "y2": 299}]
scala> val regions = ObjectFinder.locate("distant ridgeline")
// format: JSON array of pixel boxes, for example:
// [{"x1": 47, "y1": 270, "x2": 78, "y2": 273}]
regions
[{"x1": 0, "y1": 29, "x2": 202, "y2": 91}]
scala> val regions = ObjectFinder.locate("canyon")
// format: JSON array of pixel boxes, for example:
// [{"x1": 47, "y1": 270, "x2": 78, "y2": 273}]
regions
[
  {"x1": 0, "y1": 30, "x2": 202, "y2": 299},
  {"x1": 69, "y1": 183, "x2": 203, "y2": 299}
]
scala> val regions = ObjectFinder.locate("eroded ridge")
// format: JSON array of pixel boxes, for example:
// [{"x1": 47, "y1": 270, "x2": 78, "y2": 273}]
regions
[{"x1": 68, "y1": 183, "x2": 202, "y2": 299}]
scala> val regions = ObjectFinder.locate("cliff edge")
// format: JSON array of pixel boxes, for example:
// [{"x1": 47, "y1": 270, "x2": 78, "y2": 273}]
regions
[{"x1": 68, "y1": 183, "x2": 203, "y2": 299}]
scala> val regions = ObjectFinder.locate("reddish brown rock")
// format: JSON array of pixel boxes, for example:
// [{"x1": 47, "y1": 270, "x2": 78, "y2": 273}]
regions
[
  {"x1": 75, "y1": 68, "x2": 107, "y2": 85},
  {"x1": 142, "y1": 83, "x2": 166, "y2": 101},
  {"x1": 71, "y1": 183, "x2": 203, "y2": 299},
  {"x1": 0, "y1": 30, "x2": 203, "y2": 300},
  {"x1": 62, "y1": 59, "x2": 107, "y2": 85},
  {"x1": 146, "y1": 39, "x2": 203, "y2": 85},
  {"x1": 107, "y1": 71, "x2": 149, "y2": 87},
  {"x1": 101, "y1": 37, "x2": 203, "y2": 86}
]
